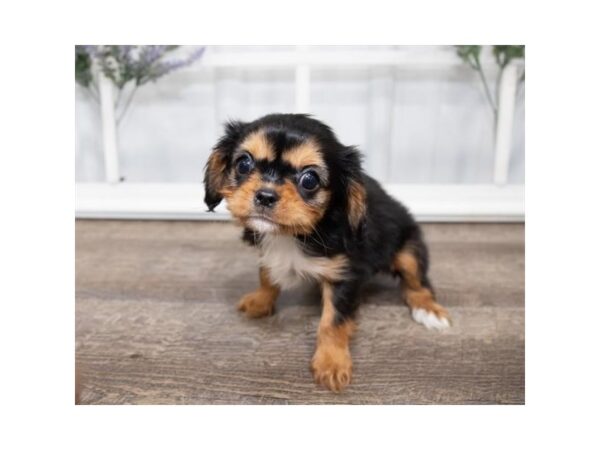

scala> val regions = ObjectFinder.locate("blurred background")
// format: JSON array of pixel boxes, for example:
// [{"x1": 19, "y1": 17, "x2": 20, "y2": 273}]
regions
[{"x1": 75, "y1": 45, "x2": 525, "y2": 221}]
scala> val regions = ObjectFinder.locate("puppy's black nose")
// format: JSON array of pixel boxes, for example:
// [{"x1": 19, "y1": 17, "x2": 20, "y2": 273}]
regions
[{"x1": 254, "y1": 188, "x2": 279, "y2": 208}]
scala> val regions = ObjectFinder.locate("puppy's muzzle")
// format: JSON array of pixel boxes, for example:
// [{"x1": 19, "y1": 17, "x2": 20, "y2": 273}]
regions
[{"x1": 254, "y1": 188, "x2": 279, "y2": 208}]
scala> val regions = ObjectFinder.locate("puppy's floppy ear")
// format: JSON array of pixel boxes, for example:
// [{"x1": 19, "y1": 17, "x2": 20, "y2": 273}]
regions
[
  {"x1": 204, "y1": 120, "x2": 246, "y2": 211},
  {"x1": 341, "y1": 146, "x2": 367, "y2": 232},
  {"x1": 347, "y1": 177, "x2": 367, "y2": 231}
]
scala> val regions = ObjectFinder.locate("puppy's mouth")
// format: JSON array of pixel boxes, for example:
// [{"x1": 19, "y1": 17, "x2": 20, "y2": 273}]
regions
[{"x1": 245, "y1": 214, "x2": 279, "y2": 233}]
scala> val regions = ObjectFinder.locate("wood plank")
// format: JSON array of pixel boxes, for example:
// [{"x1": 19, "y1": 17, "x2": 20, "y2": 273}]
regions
[{"x1": 76, "y1": 221, "x2": 524, "y2": 404}]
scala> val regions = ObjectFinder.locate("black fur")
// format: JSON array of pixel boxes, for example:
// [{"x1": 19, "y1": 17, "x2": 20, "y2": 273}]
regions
[{"x1": 205, "y1": 114, "x2": 433, "y2": 324}]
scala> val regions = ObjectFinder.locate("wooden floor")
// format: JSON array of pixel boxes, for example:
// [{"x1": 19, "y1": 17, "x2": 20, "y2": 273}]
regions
[{"x1": 76, "y1": 220, "x2": 524, "y2": 404}]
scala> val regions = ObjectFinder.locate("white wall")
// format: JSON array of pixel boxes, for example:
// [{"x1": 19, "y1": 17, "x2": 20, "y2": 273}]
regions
[{"x1": 75, "y1": 45, "x2": 524, "y2": 186}]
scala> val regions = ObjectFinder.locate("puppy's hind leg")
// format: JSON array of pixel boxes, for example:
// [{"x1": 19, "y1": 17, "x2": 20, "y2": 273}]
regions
[{"x1": 392, "y1": 242, "x2": 451, "y2": 330}]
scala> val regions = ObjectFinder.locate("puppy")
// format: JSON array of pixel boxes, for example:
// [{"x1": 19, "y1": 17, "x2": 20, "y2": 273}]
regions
[{"x1": 204, "y1": 114, "x2": 450, "y2": 392}]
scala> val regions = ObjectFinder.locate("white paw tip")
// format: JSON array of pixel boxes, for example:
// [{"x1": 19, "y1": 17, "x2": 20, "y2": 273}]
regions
[{"x1": 411, "y1": 308, "x2": 450, "y2": 330}]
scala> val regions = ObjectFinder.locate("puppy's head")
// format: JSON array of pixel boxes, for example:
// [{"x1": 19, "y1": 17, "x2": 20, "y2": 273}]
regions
[{"x1": 204, "y1": 114, "x2": 366, "y2": 235}]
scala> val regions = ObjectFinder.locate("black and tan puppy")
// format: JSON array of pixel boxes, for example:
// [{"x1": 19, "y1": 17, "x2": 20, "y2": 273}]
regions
[{"x1": 204, "y1": 114, "x2": 450, "y2": 392}]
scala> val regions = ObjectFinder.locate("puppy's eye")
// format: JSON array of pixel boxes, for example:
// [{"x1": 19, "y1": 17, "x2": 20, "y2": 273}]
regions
[
  {"x1": 236, "y1": 154, "x2": 254, "y2": 175},
  {"x1": 299, "y1": 171, "x2": 319, "y2": 191}
]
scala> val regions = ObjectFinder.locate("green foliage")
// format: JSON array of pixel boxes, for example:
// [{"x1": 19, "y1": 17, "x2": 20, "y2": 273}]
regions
[
  {"x1": 493, "y1": 45, "x2": 525, "y2": 68},
  {"x1": 456, "y1": 45, "x2": 483, "y2": 70},
  {"x1": 455, "y1": 45, "x2": 525, "y2": 119},
  {"x1": 456, "y1": 45, "x2": 525, "y2": 70},
  {"x1": 75, "y1": 48, "x2": 93, "y2": 88}
]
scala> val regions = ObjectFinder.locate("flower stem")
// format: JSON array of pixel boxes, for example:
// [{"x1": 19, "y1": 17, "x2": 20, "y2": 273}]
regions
[
  {"x1": 85, "y1": 81, "x2": 100, "y2": 104},
  {"x1": 117, "y1": 85, "x2": 138, "y2": 126},
  {"x1": 474, "y1": 56, "x2": 498, "y2": 120}
]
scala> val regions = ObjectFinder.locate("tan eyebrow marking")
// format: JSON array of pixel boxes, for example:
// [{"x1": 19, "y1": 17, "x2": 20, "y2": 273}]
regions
[
  {"x1": 282, "y1": 140, "x2": 324, "y2": 169},
  {"x1": 239, "y1": 130, "x2": 275, "y2": 162}
]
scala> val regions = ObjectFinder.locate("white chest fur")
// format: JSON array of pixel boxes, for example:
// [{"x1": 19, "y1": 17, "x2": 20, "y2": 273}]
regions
[{"x1": 259, "y1": 234, "x2": 342, "y2": 289}]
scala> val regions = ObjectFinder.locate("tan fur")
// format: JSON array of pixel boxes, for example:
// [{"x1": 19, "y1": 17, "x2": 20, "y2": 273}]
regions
[
  {"x1": 394, "y1": 250, "x2": 421, "y2": 290},
  {"x1": 206, "y1": 150, "x2": 230, "y2": 196},
  {"x1": 311, "y1": 282, "x2": 355, "y2": 392},
  {"x1": 282, "y1": 140, "x2": 324, "y2": 169},
  {"x1": 274, "y1": 180, "x2": 330, "y2": 234},
  {"x1": 393, "y1": 249, "x2": 450, "y2": 322},
  {"x1": 225, "y1": 172, "x2": 262, "y2": 220},
  {"x1": 347, "y1": 180, "x2": 367, "y2": 230},
  {"x1": 238, "y1": 267, "x2": 281, "y2": 318},
  {"x1": 404, "y1": 288, "x2": 449, "y2": 319},
  {"x1": 225, "y1": 172, "x2": 330, "y2": 235},
  {"x1": 218, "y1": 129, "x2": 332, "y2": 236},
  {"x1": 320, "y1": 254, "x2": 349, "y2": 282},
  {"x1": 240, "y1": 130, "x2": 275, "y2": 161}
]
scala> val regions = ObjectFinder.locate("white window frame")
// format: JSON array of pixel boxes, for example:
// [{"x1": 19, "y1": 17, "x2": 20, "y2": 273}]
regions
[{"x1": 76, "y1": 46, "x2": 524, "y2": 222}]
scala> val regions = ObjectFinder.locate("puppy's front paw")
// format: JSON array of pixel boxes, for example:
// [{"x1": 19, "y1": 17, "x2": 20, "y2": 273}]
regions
[
  {"x1": 237, "y1": 290, "x2": 275, "y2": 318},
  {"x1": 311, "y1": 346, "x2": 352, "y2": 393}
]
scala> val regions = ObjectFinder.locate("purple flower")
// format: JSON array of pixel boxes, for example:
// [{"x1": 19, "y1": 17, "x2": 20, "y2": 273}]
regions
[
  {"x1": 150, "y1": 47, "x2": 205, "y2": 80},
  {"x1": 75, "y1": 45, "x2": 206, "y2": 121}
]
